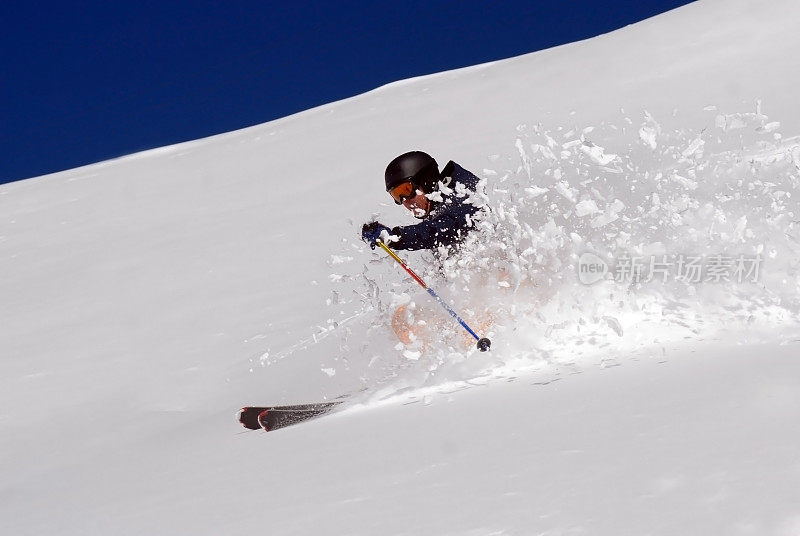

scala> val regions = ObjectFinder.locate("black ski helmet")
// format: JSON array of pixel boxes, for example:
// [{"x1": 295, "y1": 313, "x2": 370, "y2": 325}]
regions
[{"x1": 385, "y1": 151, "x2": 440, "y2": 193}]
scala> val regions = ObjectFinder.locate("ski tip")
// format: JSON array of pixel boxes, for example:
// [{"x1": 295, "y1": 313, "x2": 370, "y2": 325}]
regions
[{"x1": 238, "y1": 407, "x2": 265, "y2": 431}]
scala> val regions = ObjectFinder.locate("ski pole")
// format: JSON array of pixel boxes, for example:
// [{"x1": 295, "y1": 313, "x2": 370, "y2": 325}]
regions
[{"x1": 377, "y1": 240, "x2": 491, "y2": 352}]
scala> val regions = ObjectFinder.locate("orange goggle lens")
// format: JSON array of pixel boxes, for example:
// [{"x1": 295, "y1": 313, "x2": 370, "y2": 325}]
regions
[{"x1": 389, "y1": 181, "x2": 416, "y2": 204}]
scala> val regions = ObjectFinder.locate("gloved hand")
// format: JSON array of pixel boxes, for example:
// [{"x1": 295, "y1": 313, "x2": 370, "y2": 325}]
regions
[{"x1": 361, "y1": 221, "x2": 391, "y2": 249}]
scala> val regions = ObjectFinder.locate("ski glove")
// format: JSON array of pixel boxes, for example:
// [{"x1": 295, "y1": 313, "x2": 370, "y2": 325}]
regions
[{"x1": 361, "y1": 221, "x2": 391, "y2": 249}]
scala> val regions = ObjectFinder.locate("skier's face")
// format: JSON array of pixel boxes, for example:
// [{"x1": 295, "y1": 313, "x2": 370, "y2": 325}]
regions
[{"x1": 402, "y1": 189, "x2": 430, "y2": 219}]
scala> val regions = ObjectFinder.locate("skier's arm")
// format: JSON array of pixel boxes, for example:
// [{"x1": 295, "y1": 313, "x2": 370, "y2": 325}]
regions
[{"x1": 390, "y1": 203, "x2": 478, "y2": 251}]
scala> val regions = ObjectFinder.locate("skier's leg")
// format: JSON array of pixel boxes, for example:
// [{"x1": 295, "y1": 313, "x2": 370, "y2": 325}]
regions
[
  {"x1": 392, "y1": 304, "x2": 416, "y2": 344},
  {"x1": 393, "y1": 301, "x2": 439, "y2": 350}
]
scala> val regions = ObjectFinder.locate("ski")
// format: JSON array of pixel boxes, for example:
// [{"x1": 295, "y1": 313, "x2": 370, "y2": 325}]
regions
[
  {"x1": 257, "y1": 402, "x2": 341, "y2": 432},
  {"x1": 238, "y1": 401, "x2": 343, "y2": 431}
]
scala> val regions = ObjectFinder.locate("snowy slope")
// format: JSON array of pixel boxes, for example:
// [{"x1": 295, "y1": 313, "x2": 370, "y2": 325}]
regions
[{"x1": 2, "y1": 0, "x2": 800, "y2": 534}]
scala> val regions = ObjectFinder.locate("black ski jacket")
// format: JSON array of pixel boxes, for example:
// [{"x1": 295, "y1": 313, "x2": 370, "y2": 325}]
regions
[{"x1": 389, "y1": 161, "x2": 484, "y2": 252}]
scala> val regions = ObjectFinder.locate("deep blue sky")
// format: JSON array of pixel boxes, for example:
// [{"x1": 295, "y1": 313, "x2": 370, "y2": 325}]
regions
[{"x1": 1, "y1": 1, "x2": 694, "y2": 184}]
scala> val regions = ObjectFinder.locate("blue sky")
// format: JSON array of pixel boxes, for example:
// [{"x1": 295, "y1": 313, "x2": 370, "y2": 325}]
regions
[{"x1": 0, "y1": 1, "x2": 693, "y2": 184}]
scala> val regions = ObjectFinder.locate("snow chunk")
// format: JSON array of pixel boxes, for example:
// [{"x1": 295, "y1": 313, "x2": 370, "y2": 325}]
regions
[
  {"x1": 554, "y1": 181, "x2": 577, "y2": 203},
  {"x1": 426, "y1": 190, "x2": 444, "y2": 203},
  {"x1": 715, "y1": 113, "x2": 747, "y2": 131},
  {"x1": 760, "y1": 121, "x2": 780, "y2": 133},
  {"x1": 516, "y1": 138, "x2": 533, "y2": 178},
  {"x1": 639, "y1": 126, "x2": 658, "y2": 149},
  {"x1": 329, "y1": 255, "x2": 353, "y2": 265},
  {"x1": 581, "y1": 141, "x2": 618, "y2": 165},
  {"x1": 575, "y1": 199, "x2": 601, "y2": 217},
  {"x1": 603, "y1": 316, "x2": 623, "y2": 337},
  {"x1": 671, "y1": 172, "x2": 698, "y2": 190},
  {"x1": 590, "y1": 199, "x2": 626, "y2": 228},
  {"x1": 681, "y1": 136, "x2": 705, "y2": 159},
  {"x1": 791, "y1": 146, "x2": 800, "y2": 169},
  {"x1": 638, "y1": 111, "x2": 661, "y2": 149},
  {"x1": 524, "y1": 186, "x2": 548, "y2": 198},
  {"x1": 403, "y1": 349, "x2": 421, "y2": 360},
  {"x1": 733, "y1": 215, "x2": 747, "y2": 241},
  {"x1": 379, "y1": 229, "x2": 400, "y2": 244},
  {"x1": 532, "y1": 143, "x2": 557, "y2": 161}
]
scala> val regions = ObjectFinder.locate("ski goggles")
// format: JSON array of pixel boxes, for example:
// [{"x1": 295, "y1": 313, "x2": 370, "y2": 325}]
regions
[{"x1": 389, "y1": 181, "x2": 417, "y2": 205}]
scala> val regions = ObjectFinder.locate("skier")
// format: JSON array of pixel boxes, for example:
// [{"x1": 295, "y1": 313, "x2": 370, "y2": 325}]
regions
[
  {"x1": 361, "y1": 151, "x2": 488, "y2": 349},
  {"x1": 360, "y1": 151, "x2": 485, "y2": 254}
]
